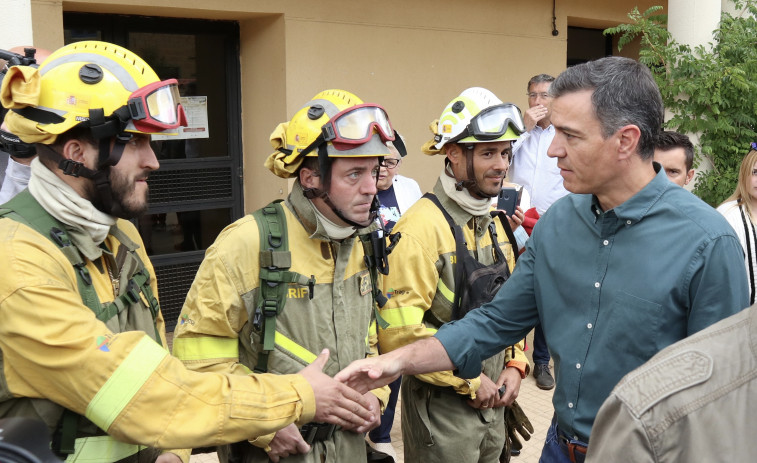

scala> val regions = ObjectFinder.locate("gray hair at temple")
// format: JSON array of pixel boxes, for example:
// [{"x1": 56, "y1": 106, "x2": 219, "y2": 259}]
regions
[
  {"x1": 549, "y1": 57, "x2": 663, "y2": 160},
  {"x1": 527, "y1": 73, "x2": 555, "y2": 91}
]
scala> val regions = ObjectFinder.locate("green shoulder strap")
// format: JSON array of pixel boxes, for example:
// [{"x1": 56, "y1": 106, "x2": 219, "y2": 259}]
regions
[
  {"x1": 0, "y1": 190, "x2": 100, "y2": 313},
  {"x1": 251, "y1": 200, "x2": 315, "y2": 373}
]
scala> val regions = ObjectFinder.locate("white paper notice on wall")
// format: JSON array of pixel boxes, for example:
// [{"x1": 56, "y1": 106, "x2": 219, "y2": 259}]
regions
[{"x1": 152, "y1": 96, "x2": 210, "y2": 141}]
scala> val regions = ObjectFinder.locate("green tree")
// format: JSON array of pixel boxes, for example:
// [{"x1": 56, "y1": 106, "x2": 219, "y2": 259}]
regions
[{"x1": 605, "y1": 1, "x2": 757, "y2": 206}]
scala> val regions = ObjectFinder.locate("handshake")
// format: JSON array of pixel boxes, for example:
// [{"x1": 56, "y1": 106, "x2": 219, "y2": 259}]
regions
[
  {"x1": 302, "y1": 337, "x2": 446, "y2": 430},
  {"x1": 298, "y1": 347, "x2": 405, "y2": 431}
]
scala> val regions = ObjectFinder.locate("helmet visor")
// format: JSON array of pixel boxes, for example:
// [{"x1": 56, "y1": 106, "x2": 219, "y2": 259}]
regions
[
  {"x1": 449, "y1": 103, "x2": 525, "y2": 144},
  {"x1": 322, "y1": 104, "x2": 395, "y2": 150},
  {"x1": 127, "y1": 79, "x2": 188, "y2": 133}
]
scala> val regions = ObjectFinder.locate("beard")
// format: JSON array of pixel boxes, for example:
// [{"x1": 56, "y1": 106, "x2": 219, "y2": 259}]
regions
[{"x1": 88, "y1": 168, "x2": 150, "y2": 219}]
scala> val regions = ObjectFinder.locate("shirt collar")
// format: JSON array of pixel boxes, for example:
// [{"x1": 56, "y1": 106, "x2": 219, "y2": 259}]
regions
[{"x1": 590, "y1": 162, "x2": 669, "y2": 224}]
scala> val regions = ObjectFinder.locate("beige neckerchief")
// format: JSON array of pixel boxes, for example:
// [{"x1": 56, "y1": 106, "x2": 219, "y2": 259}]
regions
[
  {"x1": 313, "y1": 206, "x2": 357, "y2": 240},
  {"x1": 439, "y1": 165, "x2": 492, "y2": 216},
  {"x1": 28, "y1": 158, "x2": 116, "y2": 260}
]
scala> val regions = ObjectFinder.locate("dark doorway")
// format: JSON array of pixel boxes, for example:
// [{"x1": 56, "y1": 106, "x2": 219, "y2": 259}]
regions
[
  {"x1": 567, "y1": 26, "x2": 613, "y2": 67},
  {"x1": 64, "y1": 13, "x2": 243, "y2": 330}
]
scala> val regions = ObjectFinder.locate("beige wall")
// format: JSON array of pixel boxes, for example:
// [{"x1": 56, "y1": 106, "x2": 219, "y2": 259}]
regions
[{"x1": 34, "y1": 0, "x2": 664, "y2": 211}]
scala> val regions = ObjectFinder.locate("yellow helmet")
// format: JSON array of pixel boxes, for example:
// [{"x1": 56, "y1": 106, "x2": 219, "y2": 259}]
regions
[
  {"x1": 266, "y1": 89, "x2": 393, "y2": 178},
  {"x1": 1, "y1": 40, "x2": 186, "y2": 145},
  {"x1": 422, "y1": 87, "x2": 524, "y2": 155}
]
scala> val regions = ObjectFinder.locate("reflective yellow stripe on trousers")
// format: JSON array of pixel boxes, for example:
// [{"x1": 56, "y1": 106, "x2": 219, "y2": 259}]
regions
[{"x1": 65, "y1": 436, "x2": 146, "y2": 462}]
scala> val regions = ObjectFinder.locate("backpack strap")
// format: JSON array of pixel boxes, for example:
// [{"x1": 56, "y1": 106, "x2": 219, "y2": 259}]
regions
[
  {"x1": 423, "y1": 193, "x2": 470, "y2": 320},
  {"x1": 0, "y1": 190, "x2": 100, "y2": 312},
  {"x1": 251, "y1": 201, "x2": 315, "y2": 373}
]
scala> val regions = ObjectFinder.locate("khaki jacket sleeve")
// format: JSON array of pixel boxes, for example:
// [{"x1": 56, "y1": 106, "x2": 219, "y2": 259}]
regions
[
  {"x1": 504, "y1": 339, "x2": 530, "y2": 378},
  {"x1": 585, "y1": 393, "x2": 655, "y2": 463}
]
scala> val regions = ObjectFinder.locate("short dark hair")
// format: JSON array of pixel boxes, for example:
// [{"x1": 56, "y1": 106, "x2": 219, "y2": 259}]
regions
[
  {"x1": 527, "y1": 74, "x2": 555, "y2": 91},
  {"x1": 655, "y1": 131, "x2": 694, "y2": 171},
  {"x1": 37, "y1": 126, "x2": 97, "y2": 169},
  {"x1": 550, "y1": 57, "x2": 663, "y2": 160}
]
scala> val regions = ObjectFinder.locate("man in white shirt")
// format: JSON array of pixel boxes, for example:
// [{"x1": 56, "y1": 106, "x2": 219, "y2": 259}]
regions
[
  {"x1": 509, "y1": 73, "x2": 568, "y2": 391},
  {"x1": 510, "y1": 74, "x2": 568, "y2": 215}
]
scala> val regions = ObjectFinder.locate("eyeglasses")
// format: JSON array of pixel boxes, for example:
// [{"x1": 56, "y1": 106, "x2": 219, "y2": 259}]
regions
[
  {"x1": 382, "y1": 158, "x2": 400, "y2": 169},
  {"x1": 527, "y1": 92, "x2": 550, "y2": 99},
  {"x1": 447, "y1": 103, "x2": 525, "y2": 145}
]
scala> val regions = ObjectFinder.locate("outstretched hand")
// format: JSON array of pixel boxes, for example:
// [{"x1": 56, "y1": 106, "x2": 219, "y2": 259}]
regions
[
  {"x1": 334, "y1": 355, "x2": 401, "y2": 395},
  {"x1": 299, "y1": 349, "x2": 376, "y2": 431}
]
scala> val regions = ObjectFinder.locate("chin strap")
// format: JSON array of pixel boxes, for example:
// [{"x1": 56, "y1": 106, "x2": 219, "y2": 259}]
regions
[
  {"x1": 454, "y1": 144, "x2": 501, "y2": 199},
  {"x1": 302, "y1": 186, "x2": 379, "y2": 229}
]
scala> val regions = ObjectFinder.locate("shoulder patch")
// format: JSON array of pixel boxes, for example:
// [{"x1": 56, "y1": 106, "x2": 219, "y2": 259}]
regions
[{"x1": 615, "y1": 350, "x2": 712, "y2": 418}]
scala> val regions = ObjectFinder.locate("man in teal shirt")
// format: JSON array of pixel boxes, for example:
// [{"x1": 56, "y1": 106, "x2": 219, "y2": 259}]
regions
[{"x1": 336, "y1": 56, "x2": 749, "y2": 463}]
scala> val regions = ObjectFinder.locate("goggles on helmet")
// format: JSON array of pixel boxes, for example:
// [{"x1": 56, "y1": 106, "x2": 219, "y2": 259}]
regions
[
  {"x1": 321, "y1": 104, "x2": 395, "y2": 151},
  {"x1": 448, "y1": 103, "x2": 525, "y2": 145},
  {"x1": 126, "y1": 79, "x2": 188, "y2": 133}
]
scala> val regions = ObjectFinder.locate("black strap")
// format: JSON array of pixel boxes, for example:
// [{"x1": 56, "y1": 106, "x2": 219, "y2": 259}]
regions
[{"x1": 739, "y1": 205, "x2": 756, "y2": 304}]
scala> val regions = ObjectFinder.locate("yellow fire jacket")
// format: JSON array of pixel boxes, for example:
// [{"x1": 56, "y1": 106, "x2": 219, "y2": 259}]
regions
[
  {"x1": 378, "y1": 180, "x2": 529, "y2": 397},
  {"x1": 172, "y1": 182, "x2": 389, "y2": 458},
  {"x1": 0, "y1": 213, "x2": 315, "y2": 463}
]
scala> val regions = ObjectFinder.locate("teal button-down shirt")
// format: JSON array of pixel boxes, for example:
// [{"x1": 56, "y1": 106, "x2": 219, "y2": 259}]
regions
[{"x1": 436, "y1": 166, "x2": 749, "y2": 442}]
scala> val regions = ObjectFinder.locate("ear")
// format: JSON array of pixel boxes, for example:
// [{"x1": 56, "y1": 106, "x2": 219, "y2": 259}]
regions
[
  {"x1": 445, "y1": 143, "x2": 463, "y2": 168},
  {"x1": 616, "y1": 125, "x2": 642, "y2": 161},
  {"x1": 299, "y1": 166, "x2": 321, "y2": 190},
  {"x1": 685, "y1": 169, "x2": 695, "y2": 185},
  {"x1": 61, "y1": 139, "x2": 90, "y2": 163}
]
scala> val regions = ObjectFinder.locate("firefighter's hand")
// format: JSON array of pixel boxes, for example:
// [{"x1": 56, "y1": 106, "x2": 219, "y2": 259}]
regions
[
  {"x1": 494, "y1": 367, "x2": 522, "y2": 407},
  {"x1": 267, "y1": 424, "x2": 311, "y2": 462},
  {"x1": 467, "y1": 373, "x2": 499, "y2": 410},
  {"x1": 354, "y1": 392, "x2": 382, "y2": 434},
  {"x1": 299, "y1": 349, "x2": 376, "y2": 431},
  {"x1": 155, "y1": 453, "x2": 182, "y2": 463},
  {"x1": 505, "y1": 400, "x2": 534, "y2": 451}
]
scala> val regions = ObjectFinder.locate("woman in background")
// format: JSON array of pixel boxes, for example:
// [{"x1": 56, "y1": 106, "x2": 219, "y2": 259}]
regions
[{"x1": 717, "y1": 143, "x2": 757, "y2": 304}]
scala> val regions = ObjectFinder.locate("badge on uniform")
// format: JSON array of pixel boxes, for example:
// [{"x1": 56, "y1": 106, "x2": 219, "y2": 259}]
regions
[{"x1": 359, "y1": 271, "x2": 372, "y2": 296}]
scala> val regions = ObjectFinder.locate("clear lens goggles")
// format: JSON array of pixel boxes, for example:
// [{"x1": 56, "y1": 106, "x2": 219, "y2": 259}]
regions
[
  {"x1": 449, "y1": 103, "x2": 525, "y2": 144},
  {"x1": 321, "y1": 104, "x2": 395, "y2": 150},
  {"x1": 127, "y1": 79, "x2": 188, "y2": 133}
]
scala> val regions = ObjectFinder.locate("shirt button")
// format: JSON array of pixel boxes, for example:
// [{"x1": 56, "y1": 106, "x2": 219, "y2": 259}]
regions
[
  {"x1": 626, "y1": 220, "x2": 632, "y2": 225},
  {"x1": 594, "y1": 282, "x2": 600, "y2": 288},
  {"x1": 568, "y1": 402, "x2": 574, "y2": 408},
  {"x1": 587, "y1": 323, "x2": 593, "y2": 329},
  {"x1": 576, "y1": 363, "x2": 581, "y2": 369},
  {"x1": 603, "y1": 240, "x2": 609, "y2": 246}
]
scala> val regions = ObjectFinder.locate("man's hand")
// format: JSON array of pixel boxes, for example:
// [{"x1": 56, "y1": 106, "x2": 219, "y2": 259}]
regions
[
  {"x1": 267, "y1": 423, "x2": 311, "y2": 462},
  {"x1": 299, "y1": 349, "x2": 376, "y2": 431},
  {"x1": 466, "y1": 373, "x2": 499, "y2": 410},
  {"x1": 353, "y1": 393, "x2": 382, "y2": 434},
  {"x1": 494, "y1": 367, "x2": 522, "y2": 407},
  {"x1": 523, "y1": 105, "x2": 548, "y2": 132},
  {"x1": 334, "y1": 354, "x2": 402, "y2": 395}
]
